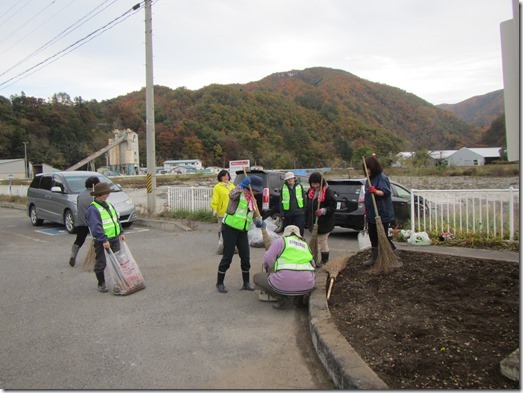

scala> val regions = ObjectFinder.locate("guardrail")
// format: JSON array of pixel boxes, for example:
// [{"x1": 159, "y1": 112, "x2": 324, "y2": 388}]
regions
[
  {"x1": 167, "y1": 186, "x2": 213, "y2": 212},
  {"x1": 410, "y1": 188, "x2": 520, "y2": 241},
  {"x1": 0, "y1": 184, "x2": 28, "y2": 196}
]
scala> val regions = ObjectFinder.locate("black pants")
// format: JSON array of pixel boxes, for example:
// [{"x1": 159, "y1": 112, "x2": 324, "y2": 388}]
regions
[
  {"x1": 368, "y1": 220, "x2": 396, "y2": 250},
  {"x1": 283, "y1": 213, "x2": 305, "y2": 236},
  {"x1": 73, "y1": 226, "x2": 90, "y2": 247},
  {"x1": 94, "y1": 237, "x2": 121, "y2": 274},
  {"x1": 218, "y1": 224, "x2": 251, "y2": 274}
]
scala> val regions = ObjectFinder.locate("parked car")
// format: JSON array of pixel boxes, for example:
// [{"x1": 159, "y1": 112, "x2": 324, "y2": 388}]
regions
[
  {"x1": 27, "y1": 171, "x2": 137, "y2": 234},
  {"x1": 234, "y1": 169, "x2": 309, "y2": 233},
  {"x1": 328, "y1": 178, "x2": 426, "y2": 231}
]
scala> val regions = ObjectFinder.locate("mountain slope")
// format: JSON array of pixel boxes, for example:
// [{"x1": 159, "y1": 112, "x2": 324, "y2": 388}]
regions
[{"x1": 437, "y1": 89, "x2": 504, "y2": 127}]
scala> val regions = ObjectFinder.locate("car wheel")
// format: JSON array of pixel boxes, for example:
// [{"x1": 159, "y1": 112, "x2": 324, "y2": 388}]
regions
[
  {"x1": 271, "y1": 213, "x2": 284, "y2": 233},
  {"x1": 122, "y1": 222, "x2": 133, "y2": 228},
  {"x1": 64, "y1": 209, "x2": 76, "y2": 234},
  {"x1": 29, "y1": 205, "x2": 43, "y2": 226}
]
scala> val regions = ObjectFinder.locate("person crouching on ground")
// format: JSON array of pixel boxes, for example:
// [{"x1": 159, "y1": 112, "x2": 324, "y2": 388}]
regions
[
  {"x1": 85, "y1": 182, "x2": 125, "y2": 293},
  {"x1": 253, "y1": 225, "x2": 316, "y2": 309},
  {"x1": 216, "y1": 175, "x2": 265, "y2": 293}
]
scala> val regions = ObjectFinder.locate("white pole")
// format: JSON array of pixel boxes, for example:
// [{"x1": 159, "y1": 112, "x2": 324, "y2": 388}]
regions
[{"x1": 145, "y1": 0, "x2": 157, "y2": 213}]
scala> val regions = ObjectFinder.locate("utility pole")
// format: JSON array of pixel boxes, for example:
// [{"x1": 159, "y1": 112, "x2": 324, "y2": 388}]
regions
[
  {"x1": 23, "y1": 141, "x2": 29, "y2": 178},
  {"x1": 145, "y1": 0, "x2": 156, "y2": 213}
]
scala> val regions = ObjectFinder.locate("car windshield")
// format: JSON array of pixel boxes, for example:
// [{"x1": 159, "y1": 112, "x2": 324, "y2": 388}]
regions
[{"x1": 65, "y1": 175, "x2": 121, "y2": 193}]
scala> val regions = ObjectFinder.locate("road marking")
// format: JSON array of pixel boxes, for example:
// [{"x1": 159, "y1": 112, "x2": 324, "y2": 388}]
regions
[
  {"x1": 0, "y1": 231, "x2": 47, "y2": 243},
  {"x1": 35, "y1": 228, "x2": 68, "y2": 236}
]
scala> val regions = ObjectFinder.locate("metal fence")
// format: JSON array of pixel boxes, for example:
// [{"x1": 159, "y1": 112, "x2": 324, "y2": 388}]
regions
[
  {"x1": 410, "y1": 188, "x2": 520, "y2": 241},
  {"x1": 167, "y1": 186, "x2": 213, "y2": 212}
]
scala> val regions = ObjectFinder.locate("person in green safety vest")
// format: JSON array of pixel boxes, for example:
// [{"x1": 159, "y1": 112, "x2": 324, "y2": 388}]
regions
[
  {"x1": 216, "y1": 175, "x2": 265, "y2": 294},
  {"x1": 253, "y1": 225, "x2": 316, "y2": 309},
  {"x1": 279, "y1": 171, "x2": 307, "y2": 236},
  {"x1": 86, "y1": 182, "x2": 126, "y2": 293}
]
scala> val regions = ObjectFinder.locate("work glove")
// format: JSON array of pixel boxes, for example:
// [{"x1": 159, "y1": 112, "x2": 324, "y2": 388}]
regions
[
  {"x1": 315, "y1": 209, "x2": 323, "y2": 217},
  {"x1": 212, "y1": 210, "x2": 217, "y2": 216},
  {"x1": 369, "y1": 186, "x2": 378, "y2": 194},
  {"x1": 239, "y1": 177, "x2": 251, "y2": 189},
  {"x1": 255, "y1": 219, "x2": 266, "y2": 229}
]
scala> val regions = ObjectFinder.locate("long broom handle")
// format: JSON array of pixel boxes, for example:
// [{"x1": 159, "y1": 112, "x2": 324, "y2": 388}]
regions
[
  {"x1": 313, "y1": 173, "x2": 324, "y2": 225},
  {"x1": 326, "y1": 277, "x2": 334, "y2": 300},
  {"x1": 242, "y1": 167, "x2": 261, "y2": 217},
  {"x1": 362, "y1": 157, "x2": 380, "y2": 217}
]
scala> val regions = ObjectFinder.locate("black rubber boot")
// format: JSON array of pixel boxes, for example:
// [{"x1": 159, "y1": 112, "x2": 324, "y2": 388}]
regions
[
  {"x1": 95, "y1": 272, "x2": 108, "y2": 292},
  {"x1": 69, "y1": 244, "x2": 80, "y2": 267},
  {"x1": 241, "y1": 271, "x2": 255, "y2": 290},
  {"x1": 216, "y1": 271, "x2": 227, "y2": 293},
  {"x1": 363, "y1": 247, "x2": 378, "y2": 267}
]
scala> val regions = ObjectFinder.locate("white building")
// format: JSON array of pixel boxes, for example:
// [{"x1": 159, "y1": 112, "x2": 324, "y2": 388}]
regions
[
  {"x1": 447, "y1": 147, "x2": 502, "y2": 166},
  {"x1": 164, "y1": 159, "x2": 203, "y2": 172}
]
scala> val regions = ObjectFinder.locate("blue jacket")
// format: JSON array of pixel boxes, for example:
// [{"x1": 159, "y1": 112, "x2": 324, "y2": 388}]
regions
[{"x1": 364, "y1": 173, "x2": 395, "y2": 224}]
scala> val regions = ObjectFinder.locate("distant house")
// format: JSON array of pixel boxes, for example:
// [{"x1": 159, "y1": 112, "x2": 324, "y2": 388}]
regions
[
  {"x1": 429, "y1": 150, "x2": 457, "y2": 166},
  {"x1": 164, "y1": 159, "x2": 203, "y2": 172},
  {"x1": 447, "y1": 147, "x2": 502, "y2": 166},
  {"x1": 169, "y1": 165, "x2": 198, "y2": 174}
]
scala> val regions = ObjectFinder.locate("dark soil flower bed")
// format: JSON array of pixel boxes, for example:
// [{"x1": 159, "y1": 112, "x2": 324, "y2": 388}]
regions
[{"x1": 328, "y1": 249, "x2": 519, "y2": 389}]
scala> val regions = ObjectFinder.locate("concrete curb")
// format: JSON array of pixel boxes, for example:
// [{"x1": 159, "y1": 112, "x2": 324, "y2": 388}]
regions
[
  {"x1": 135, "y1": 217, "x2": 193, "y2": 232},
  {"x1": 308, "y1": 269, "x2": 388, "y2": 389}
]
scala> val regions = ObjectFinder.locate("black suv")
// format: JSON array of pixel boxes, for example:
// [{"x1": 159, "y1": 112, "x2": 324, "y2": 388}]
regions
[
  {"x1": 234, "y1": 169, "x2": 309, "y2": 233},
  {"x1": 328, "y1": 178, "x2": 425, "y2": 231}
]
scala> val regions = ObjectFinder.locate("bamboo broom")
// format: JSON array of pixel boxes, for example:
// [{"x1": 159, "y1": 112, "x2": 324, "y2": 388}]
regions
[
  {"x1": 83, "y1": 239, "x2": 96, "y2": 272},
  {"x1": 308, "y1": 173, "x2": 323, "y2": 264},
  {"x1": 322, "y1": 254, "x2": 351, "y2": 300},
  {"x1": 243, "y1": 167, "x2": 271, "y2": 250},
  {"x1": 362, "y1": 157, "x2": 398, "y2": 275}
]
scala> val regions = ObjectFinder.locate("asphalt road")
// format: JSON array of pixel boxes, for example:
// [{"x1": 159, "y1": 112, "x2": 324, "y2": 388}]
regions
[{"x1": 0, "y1": 206, "x2": 359, "y2": 389}]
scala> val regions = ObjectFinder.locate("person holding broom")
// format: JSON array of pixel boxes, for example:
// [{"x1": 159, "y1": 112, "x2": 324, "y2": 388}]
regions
[
  {"x1": 211, "y1": 169, "x2": 235, "y2": 255},
  {"x1": 305, "y1": 172, "x2": 337, "y2": 267},
  {"x1": 362, "y1": 155, "x2": 397, "y2": 267},
  {"x1": 253, "y1": 225, "x2": 316, "y2": 309},
  {"x1": 216, "y1": 175, "x2": 265, "y2": 293},
  {"x1": 85, "y1": 182, "x2": 126, "y2": 293},
  {"x1": 68, "y1": 175, "x2": 100, "y2": 267}
]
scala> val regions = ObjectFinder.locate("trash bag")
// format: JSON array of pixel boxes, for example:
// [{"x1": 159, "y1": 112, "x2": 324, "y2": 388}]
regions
[
  {"x1": 248, "y1": 217, "x2": 280, "y2": 248},
  {"x1": 407, "y1": 231, "x2": 432, "y2": 246},
  {"x1": 358, "y1": 229, "x2": 371, "y2": 251},
  {"x1": 105, "y1": 241, "x2": 146, "y2": 295}
]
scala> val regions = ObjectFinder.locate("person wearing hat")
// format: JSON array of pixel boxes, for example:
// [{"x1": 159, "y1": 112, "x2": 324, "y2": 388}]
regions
[
  {"x1": 253, "y1": 225, "x2": 316, "y2": 309},
  {"x1": 305, "y1": 172, "x2": 337, "y2": 267},
  {"x1": 69, "y1": 175, "x2": 100, "y2": 267},
  {"x1": 85, "y1": 182, "x2": 126, "y2": 293},
  {"x1": 216, "y1": 175, "x2": 265, "y2": 293},
  {"x1": 279, "y1": 171, "x2": 306, "y2": 237},
  {"x1": 210, "y1": 169, "x2": 235, "y2": 255}
]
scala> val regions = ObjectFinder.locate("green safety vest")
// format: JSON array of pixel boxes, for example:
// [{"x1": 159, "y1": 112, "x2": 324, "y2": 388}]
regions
[
  {"x1": 91, "y1": 200, "x2": 121, "y2": 239},
  {"x1": 223, "y1": 193, "x2": 254, "y2": 231},
  {"x1": 281, "y1": 183, "x2": 304, "y2": 210},
  {"x1": 274, "y1": 236, "x2": 315, "y2": 272}
]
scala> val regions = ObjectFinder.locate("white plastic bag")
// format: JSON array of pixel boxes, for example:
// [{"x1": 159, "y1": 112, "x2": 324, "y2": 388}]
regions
[
  {"x1": 105, "y1": 241, "x2": 146, "y2": 295},
  {"x1": 248, "y1": 217, "x2": 280, "y2": 248},
  {"x1": 407, "y1": 231, "x2": 432, "y2": 246}
]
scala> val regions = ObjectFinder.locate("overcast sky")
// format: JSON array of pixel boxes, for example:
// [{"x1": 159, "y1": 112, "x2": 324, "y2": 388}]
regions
[{"x1": 0, "y1": 0, "x2": 516, "y2": 105}]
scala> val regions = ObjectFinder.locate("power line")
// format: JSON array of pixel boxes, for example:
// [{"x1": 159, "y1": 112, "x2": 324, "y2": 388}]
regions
[
  {"x1": 0, "y1": 2, "x2": 145, "y2": 91},
  {"x1": 0, "y1": 0, "x2": 56, "y2": 47},
  {"x1": 0, "y1": 0, "x2": 119, "y2": 78},
  {"x1": 0, "y1": 0, "x2": 33, "y2": 27}
]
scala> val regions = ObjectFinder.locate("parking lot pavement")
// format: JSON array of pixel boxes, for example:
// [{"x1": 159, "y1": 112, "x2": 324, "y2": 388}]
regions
[{"x1": 0, "y1": 207, "x2": 336, "y2": 389}]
